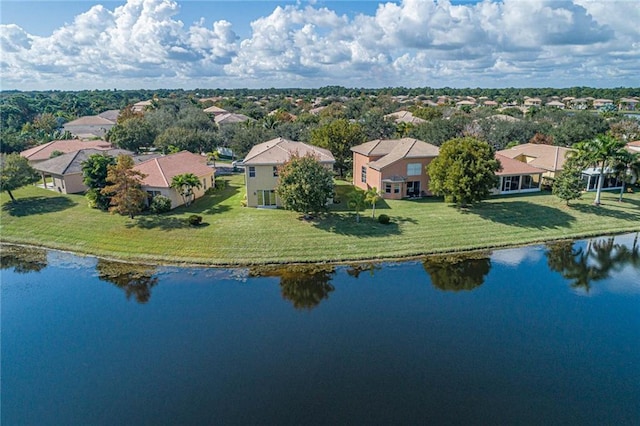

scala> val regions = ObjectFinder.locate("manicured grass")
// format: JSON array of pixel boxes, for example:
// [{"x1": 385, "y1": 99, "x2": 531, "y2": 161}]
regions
[{"x1": 2, "y1": 175, "x2": 639, "y2": 266}]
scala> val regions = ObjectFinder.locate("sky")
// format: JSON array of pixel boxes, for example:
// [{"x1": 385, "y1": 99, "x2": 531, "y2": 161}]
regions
[{"x1": 1, "y1": 0, "x2": 639, "y2": 91}]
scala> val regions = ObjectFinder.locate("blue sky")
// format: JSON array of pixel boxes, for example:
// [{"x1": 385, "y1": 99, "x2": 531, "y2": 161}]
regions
[{"x1": 1, "y1": 0, "x2": 638, "y2": 91}]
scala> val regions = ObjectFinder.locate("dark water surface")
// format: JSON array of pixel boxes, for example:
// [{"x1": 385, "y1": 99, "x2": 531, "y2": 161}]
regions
[{"x1": 2, "y1": 234, "x2": 639, "y2": 425}]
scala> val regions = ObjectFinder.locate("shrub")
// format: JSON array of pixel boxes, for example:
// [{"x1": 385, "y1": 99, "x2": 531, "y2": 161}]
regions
[
  {"x1": 149, "y1": 195, "x2": 172, "y2": 213},
  {"x1": 378, "y1": 214, "x2": 390, "y2": 224},
  {"x1": 188, "y1": 215, "x2": 203, "y2": 226}
]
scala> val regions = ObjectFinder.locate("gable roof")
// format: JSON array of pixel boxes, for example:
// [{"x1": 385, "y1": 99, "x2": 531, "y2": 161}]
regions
[
  {"x1": 31, "y1": 148, "x2": 133, "y2": 175},
  {"x1": 214, "y1": 112, "x2": 253, "y2": 125},
  {"x1": 203, "y1": 105, "x2": 228, "y2": 114},
  {"x1": 134, "y1": 151, "x2": 214, "y2": 188},
  {"x1": 352, "y1": 138, "x2": 440, "y2": 171},
  {"x1": 64, "y1": 115, "x2": 116, "y2": 127},
  {"x1": 497, "y1": 143, "x2": 574, "y2": 172},
  {"x1": 21, "y1": 139, "x2": 113, "y2": 162},
  {"x1": 384, "y1": 110, "x2": 426, "y2": 124},
  {"x1": 495, "y1": 154, "x2": 545, "y2": 176},
  {"x1": 98, "y1": 110, "x2": 120, "y2": 122},
  {"x1": 243, "y1": 138, "x2": 335, "y2": 165}
]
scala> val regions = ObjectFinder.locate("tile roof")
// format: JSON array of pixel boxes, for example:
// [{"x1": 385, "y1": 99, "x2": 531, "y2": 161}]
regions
[
  {"x1": 243, "y1": 138, "x2": 335, "y2": 165},
  {"x1": 364, "y1": 139, "x2": 439, "y2": 171},
  {"x1": 384, "y1": 110, "x2": 426, "y2": 124},
  {"x1": 497, "y1": 143, "x2": 574, "y2": 172},
  {"x1": 495, "y1": 154, "x2": 546, "y2": 176},
  {"x1": 214, "y1": 112, "x2": 252, "y2": 124},
  {"x1": 31, "y1": 149, "x2": 133, "y2": 175},
  {"x1": 134, "y1": 151, "x2": 214, "y2": 188},
  {"x1": 21, "y1": 140, "x2": 113, "y2": 162},
  {"x1": 64, "y1": 115, "x2": 116, "y2": 126}
]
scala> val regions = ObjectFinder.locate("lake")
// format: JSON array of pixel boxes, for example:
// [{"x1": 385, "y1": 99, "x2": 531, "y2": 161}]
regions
[{"x1": 2, "y1": 234, "x2": 639, "y2": 425}]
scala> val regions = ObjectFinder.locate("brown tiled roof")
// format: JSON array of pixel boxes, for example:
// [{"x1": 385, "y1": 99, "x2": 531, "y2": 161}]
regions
[
  {"x1": 203, "y1": 106, "x2": 228, "y2": 114},
  {"x1": 495, "y1": 154, "x2": 545, "y2": 176},
  {"x1": 31, "y1": 148, "x2": 132, "y2": 175},
  {"x1": 243, "y1": 138, "x2": 335, "y2": 165},
  {"x1": 64, "y1": 115, "x2": 116, "y2": 126},
  {"x1": 384, "y1": 110, "x2": 426, "y2": 124},
  {"x1": 497, "y1": 143, "x2": 574, "y2": 172},
  {"x1": 357, "y1": 138, "x2": 439, "y2": 171},
  {"x1": 134, "y1": 151, "x2": 214, "y2": 188},
  {"x1": 21, "y1": 140, "x2": 113, "y2": 162},
  {"x1": 214, "y1": 113, "x2": 252, "y2": 124}
]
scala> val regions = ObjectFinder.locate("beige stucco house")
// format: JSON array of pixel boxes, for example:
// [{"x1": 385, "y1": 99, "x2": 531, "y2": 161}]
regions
[
  {"x1": 134, "y1": 151, "x2": 215, "y2": 209},
  {"x1": 242, "y1": 138, "x2": 335, "y2": 208},
  {"x1": 351, "y1": 138, "x2": 439, "y2": 199},
  {"x1": 497, "y1": 143, "x2": 573, "y2": 179},
  {"x1": 492, "y1": 154, "x2": 545, "y2": 195}
]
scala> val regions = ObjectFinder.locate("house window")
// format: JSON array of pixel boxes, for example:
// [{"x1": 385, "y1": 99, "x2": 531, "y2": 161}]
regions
[
  {"x1": 203, "y1": 179, "x2": 207, "y2": 190},
  {"x1": 249, "y1": 166, "x2": 256, "y2": 178},
  {"x1": 361, "y1": 166, "x2": 367, "y2": 183},
  {"x1": 407, "y1": 163, "x2": 422, "y2": 176},
  {"x1": 147, "y1": 190, "x2": 161, "y2": 199},
  {"x1": 385, "y1": 183, "x2": 392, "y2": 193},
  {"x1": 394, "y1": 185, "x2": 400, "y2": 194},
  {"x1": 257, "y1": 190, "x2": 277, "y2": 206},
  {"x1": 273, "y1": 166, "x2": 279, "y2": 177}
]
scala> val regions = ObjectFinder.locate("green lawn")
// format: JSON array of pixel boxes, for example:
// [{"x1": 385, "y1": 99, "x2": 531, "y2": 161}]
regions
[{"x1": 2, "y1": 175, "x2": 639, "y2": 266}]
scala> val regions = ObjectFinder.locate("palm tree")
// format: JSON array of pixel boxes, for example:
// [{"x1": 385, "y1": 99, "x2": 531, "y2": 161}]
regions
[
  {"x1": 206, "y1": 151, "x2": 220, "y2": 167},
  {"x1": 364, "y1": 187, "x2": 382, "y2": 218},
  {"x1": 170, "y1": 173, "x2": 202, "y2": 207},
  {"x1": 573, "y1": 134, "x2": 628, "y2": 205},
  {"x1": 348, "y1": 188, "x2": 367, "y2": 223},
  {"x1": 612, "y1": 150, "x2": 640, "y2": 202}
]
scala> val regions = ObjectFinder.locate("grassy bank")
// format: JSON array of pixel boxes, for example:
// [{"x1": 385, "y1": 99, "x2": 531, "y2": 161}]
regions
[{"x1": 2, "y1": 174, "x2": 639, "y2": 266}]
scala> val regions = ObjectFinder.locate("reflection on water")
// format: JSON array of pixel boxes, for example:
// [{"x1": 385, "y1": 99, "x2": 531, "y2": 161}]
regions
[
  {"x1": 250, "y1": 264, "x2": 335, "y2": 310},
  {"x1": 0, "y1": 245, "x2": 48, "y2": 274},
  {"x1": 345, "y1": 262, "x2": 382, "y2": 278},
  {"x1": 546, "y1": 233, "x2": 640, "y2": 292},
  {"x1": 95, "y1": 259, "x2": 158, "y2": 303},
  {"x1": 422, "y1": 251, "x2": 492, "y2": 291}
]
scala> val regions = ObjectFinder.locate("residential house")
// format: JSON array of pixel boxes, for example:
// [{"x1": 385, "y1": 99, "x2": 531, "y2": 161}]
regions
[
  {"x1": 626, "y1": 141, "x2": 640, "y2": 154},
  {"x1": 351, "y1": 138, "x2": 440, "y2": 199},
  {"x1": 242, "y1": 138, "x2": 335, "y2": 208},
  {"x1": 132, "y1": 100, "x2": 153, "y2": 113},
  {"x1": 384, "y1": 110, "x2": 426, "y2": 125},
  {"x1": 492, "y1": 154, "x2": 544, "y2": 195},
  {"x1": 523, "y1": 97, "x2": 542, "y2": 107},
  {"x1": 203, "y1": 105, "x2": 229, "y2": 116},
  {"x1": 21, "y1": 139, "x2": 113, "y2": 164},
  {"x1": 619, "y1": 98, "x2": 639, "y2": 111},
  {"x1": 593, "y1": 99, "x2": 614, "y2": 109},
  {"x1": 497, "y1": 143, "x2": 623, "y2": 192},
  {"x1": 63, "y1": 112, "x2": 118, "y2": 138},
  {"x1": 497, "y1": 143, "x2": 573, "y2": 179},
  {"x1": 545, "y1": 100, "x2": 565, "y2": 109},
  {"x1": 134, "y1": 151, "x2": 215, "y2": 209},
  {"x1": 30, "y1": 148, "x2": 133, "y2": 194},
  {"x1": 214, "y1": 112, "x2": 253, "y2": 126}
]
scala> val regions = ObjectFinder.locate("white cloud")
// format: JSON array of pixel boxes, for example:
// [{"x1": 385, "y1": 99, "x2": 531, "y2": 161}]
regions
[{"x1": 0, "y1": 0, "x2": 638, "y2": 89}]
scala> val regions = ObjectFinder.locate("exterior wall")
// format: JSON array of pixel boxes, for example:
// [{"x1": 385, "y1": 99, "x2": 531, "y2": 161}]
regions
[
  {"x1": 144, "y1": 170, "x2": 214, "y2": 209},
  {"x1": 49, "y1": 173, "x2": 86, "y2": 194},
  {"x1": 352, "y1": 152, "x2": 372, "y2": 192},
  {"x1": 380, "y1": 157, "x2": 435, "y2": 198},
  {"x1": 245, "y1": 164, "x2": 281, "y2": 207}
]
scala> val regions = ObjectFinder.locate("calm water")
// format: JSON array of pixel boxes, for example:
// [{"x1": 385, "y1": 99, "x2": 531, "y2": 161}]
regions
[{"x1": 2, "y1": 235, "x2": 639, "y2": 425}]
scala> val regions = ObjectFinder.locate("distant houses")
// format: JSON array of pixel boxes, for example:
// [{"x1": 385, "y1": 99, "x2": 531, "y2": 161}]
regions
[
  {"x1": 63, "y1": 110, "x2": 119, "y2": 139},
  {"x1": 21, "y1": 139, "x2": 114, "y2": 164}
]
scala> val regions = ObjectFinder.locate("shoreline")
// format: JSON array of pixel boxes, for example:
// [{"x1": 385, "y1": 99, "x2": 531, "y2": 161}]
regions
[{"x1": 3, "y1": 229, "x2": 638, "y2": 269}]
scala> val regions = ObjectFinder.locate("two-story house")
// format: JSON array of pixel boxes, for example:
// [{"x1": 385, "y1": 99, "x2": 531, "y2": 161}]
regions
[{"x1": 242, "y1": 138, "x2": 335, "y2": 208}]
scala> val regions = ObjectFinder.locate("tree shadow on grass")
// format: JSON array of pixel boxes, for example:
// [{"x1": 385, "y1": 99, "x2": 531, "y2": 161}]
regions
[
  {"x1": 126, "y1": 215, "x2": 191, "y2": 230},
  {"x1": 311, "y1": 213, "x2": 402, "y2": 237},
  {"x1": 2, "y1": 196, "x2": 77, "y2": 217},
  {"x1": 464, "y1": 201, "x2": 576, "y2": 229},
  {"x1": 570, "y1": 202, "x2": 640, "y2": 221}
]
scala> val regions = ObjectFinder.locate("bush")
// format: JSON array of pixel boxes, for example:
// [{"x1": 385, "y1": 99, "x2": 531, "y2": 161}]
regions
[
  {"x1": 188, "y1": 215, "x2": 203, "y2": 226},
  {"x1": 150, "y1": 195, "x2": 172, "y2": 213},
  {"x1": 378, "y1": 214, "x2": 390, "y2": 224}
]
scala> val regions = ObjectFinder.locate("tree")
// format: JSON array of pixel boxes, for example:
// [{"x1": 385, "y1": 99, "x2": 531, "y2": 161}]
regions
[
  {"x1": 275, "y1": 154, "x2": 334, "y2": 216},
  {"x1": 427, "y1": 137, "x2": 501, "y2": 207},
  {"x1": 107, "y1": 116, "x2": 156, "y2": 152},
  {"x1": 573, "y1": 134, "x2": 628, "y2": 205},
  {"x1": 170, "y1": 173, "x2": 202, "y2": 207},
  {"x1": 82, "y1": 153, "x2": 117, "y2": 210},
  {"x1": 365, "y1": 187, "x2": 382, "y2": 218},
  {"x1": 348, "y1": 187, "x2": 367, "y2": 223},
  {"x1": 310, "y1": 119, "x2": 365, "y2": 177},
  {"x1": 0, "y1": 153, "x2": 40, "y2": 202},
  {"x1": 102, "y1": 155, "x2": 147, "y2": 219},
  {"x1": 423, "y1": 253, "x2": 491, "y2": 291},
  {"x1": 552, "y1": 165, "x2": 584, "y2": 206}
]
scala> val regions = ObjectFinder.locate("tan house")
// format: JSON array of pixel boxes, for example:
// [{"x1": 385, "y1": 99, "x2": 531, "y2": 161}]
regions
[
  {"x1": 384, "y1": 110, "x2": 426, "y2": 125},
  {"x1": 30, "y1": 148, "x2": 132, "y2": 194},
  {"x1": 351, "y1": 138, "x2": 439, "y2": 199},
  {"x1": 497, "y1": 143, "x2": 573, "y2": 179},
  {"x1": 523, "y1": 97, "x2": 542, "y2": 107},
  {"x1": 242, "y1": 138, "x2": 335, "y2": 208},
  {"x1": 134, "y1": 151, "x2": 215, "y2": 209},
  {"x1": 492, "y1": 154, "x2": 544, "y2": 195},
  {"x1": 21, "y1": 139, "x2": 113, "y2": 164}
]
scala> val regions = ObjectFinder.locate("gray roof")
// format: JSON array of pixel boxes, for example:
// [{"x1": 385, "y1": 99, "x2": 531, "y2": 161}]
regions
[{"x1": 32, "y1": 148, "x2": 133, "y2": 175}]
